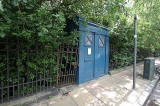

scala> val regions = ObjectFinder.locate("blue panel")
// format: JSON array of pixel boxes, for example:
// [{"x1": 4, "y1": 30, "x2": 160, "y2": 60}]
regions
[
  {"x1": 77, "y1": 18, "x2": 110, "y2": 84},
  {"x1": 94, "y1": 35, "x2": 105, "y2": 78},
  {"x1": 79, "y1": 19, "x2": 109, "y2": 36},
  {"x1": 78, "y1": 31, "x2": 94, "y2": 84},
  {"x1": 105, "y1": 37, "x2": 109, "y2": 74},
  {"x1": 79, "y1": 24, "x2": 109, "y2": 36}
]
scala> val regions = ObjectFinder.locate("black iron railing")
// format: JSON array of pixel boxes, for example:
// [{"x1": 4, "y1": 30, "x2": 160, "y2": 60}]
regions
[
  {"x1": 0, "y1": 37, "x2": 79, "y2": 104},
  {"x1": 56, "y1": 44, "x2": 78, "y2": 86}
]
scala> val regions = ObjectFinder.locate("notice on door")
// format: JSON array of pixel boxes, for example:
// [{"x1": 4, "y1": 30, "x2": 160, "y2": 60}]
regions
[{"x1": 88, "y1": 48, "x2": 91, "y2": 55}]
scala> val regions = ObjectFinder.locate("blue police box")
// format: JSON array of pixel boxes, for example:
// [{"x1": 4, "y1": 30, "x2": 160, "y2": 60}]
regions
[{"x1": 77, "y1": 18, "x2": 110, "y2": 84}]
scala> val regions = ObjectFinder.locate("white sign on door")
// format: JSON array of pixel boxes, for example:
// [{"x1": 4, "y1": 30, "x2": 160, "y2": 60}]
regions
[{"x1": 88, "y1": 48, "x2": 91, "y2": 55}]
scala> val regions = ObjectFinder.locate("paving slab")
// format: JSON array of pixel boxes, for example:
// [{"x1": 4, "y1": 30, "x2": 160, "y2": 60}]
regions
[
  {"x1": 85, "y1": 84, "x2": 120, "y2": 105},
  {"x1": 19, "y1": 58, "x2": 160, "y2": 106},
  {"x1": 48, "y1": 96, "x2": 76, "y2": 106},
  {"x1": 70, "y1": 87, "x2": 105, "y2": 106},
  {"x1": 32, "y1": 95, "x2": 77, "y2": 106}
]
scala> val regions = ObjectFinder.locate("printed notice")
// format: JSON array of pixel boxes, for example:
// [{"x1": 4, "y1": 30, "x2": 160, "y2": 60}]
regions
[{"x1": 88, "y1": 48, "x2": 91, "y2": 55}]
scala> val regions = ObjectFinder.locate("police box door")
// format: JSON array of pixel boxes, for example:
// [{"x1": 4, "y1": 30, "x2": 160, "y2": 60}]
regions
[
  {"x1": 94, "y1": 34, "x2": 106, "y2": 78},
  {"x1": 78, "y1": 31, "x2": 94, "y2": 83},
  {"x1": 78, "y1": 31, "x2": 106, "y2": 83},
  {"x1": 83, "y1": 32, "x2": 106, "y2": 78}
]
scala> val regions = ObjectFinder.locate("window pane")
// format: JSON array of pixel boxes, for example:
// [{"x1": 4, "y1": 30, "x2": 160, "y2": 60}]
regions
[
  {"x1": 99, "y1": 36, "x2": 105, "y2": 47},
  {"x1": 85, "y1": 34, "x2": 92, "y2": 45}
]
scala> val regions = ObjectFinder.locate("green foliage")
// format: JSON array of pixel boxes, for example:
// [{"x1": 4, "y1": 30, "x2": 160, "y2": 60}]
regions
[
  {"x1": 75, "y1": 0, "x2": 160, "y2": 69},
  {"x1": 0, "y1": 0, "x2": 79, "y2": 95},
  {"x1": 0, "y1": 0, "x2": 160, "y2": 87},
  {"x1": 107, "y1": 0, "x2": 160, "y2": 69}
]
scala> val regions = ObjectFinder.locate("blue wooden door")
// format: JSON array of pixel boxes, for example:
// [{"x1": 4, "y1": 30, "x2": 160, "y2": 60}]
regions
[
  {"x1": 78, "y1": 18, "x2": 109, "y2": 84},
  {"x1": 78, "y1": 32, "x2": 94, "y2": 83},
  {"x1": 94, "y1": 35, "x2": 106, "y2": 78}
]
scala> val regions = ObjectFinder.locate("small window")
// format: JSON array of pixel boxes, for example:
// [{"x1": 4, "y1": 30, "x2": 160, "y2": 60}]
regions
[
  {"x1": 99, "y1": 36, "x2": 105, "y2": 47},
  {"x1": 85, "y1": 34, "x2": 93, "y2": 45}
]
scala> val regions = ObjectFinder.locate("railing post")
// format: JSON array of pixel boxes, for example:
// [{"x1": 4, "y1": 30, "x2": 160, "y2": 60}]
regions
[
  {"x1": 27, "y1": 46, "x2": 29, "y2": 95},
  {"x1": 22, "y1": 78, "x2": 24, "y2": 96},
  {"x1": 6, "y1": 37, "x2": 10, "y2": 101},
  {"x1": 17, "y1": 38, "x2": 20, "y2": 97},
  {"x1": 56, "y1": 46, "x2": 60, "y2": 87},
  {"x1": 32, "y1": 78, "x2": 33, "y2": 94},
  {"x1": 40, "y1": 75, "x2": 42, "y2": 92},
  {"x1": 36, "y1": 42, "x2": 38, "y2": 93},
  {"x1": 12, "y1": 80, "x2": 15, "y2": 98}
]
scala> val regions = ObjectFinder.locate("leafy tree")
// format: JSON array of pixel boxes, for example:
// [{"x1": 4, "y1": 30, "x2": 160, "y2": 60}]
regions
[
  {"x1": 134, "y1": 0, "x2": 160, "y2": 53},
  {"x1": 0, "y1": 0, "x2": 160, "y2": 84}
]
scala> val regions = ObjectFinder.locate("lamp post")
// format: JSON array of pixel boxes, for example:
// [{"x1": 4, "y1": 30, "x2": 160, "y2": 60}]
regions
[{"x1": 133, "y1": 14, "x2": 137, "y2": 89}]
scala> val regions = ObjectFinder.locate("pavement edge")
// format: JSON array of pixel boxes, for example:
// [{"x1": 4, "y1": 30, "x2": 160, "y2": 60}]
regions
[{"x1": 142, "y1": 76, "x2": 159, "y2": 106}]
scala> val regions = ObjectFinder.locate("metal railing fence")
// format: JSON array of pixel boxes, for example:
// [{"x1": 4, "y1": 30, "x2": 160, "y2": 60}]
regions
[{"x1": 0, "y1": 37, "x2": 78, "y2": 104}]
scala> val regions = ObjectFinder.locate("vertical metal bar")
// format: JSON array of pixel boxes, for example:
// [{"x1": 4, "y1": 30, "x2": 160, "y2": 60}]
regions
[
  {"x1": 63, "y1": 46, "x2": 65, "y2": 85},
  {"x1": 73, "y1": 46, "x2": 75, "y2": 83},
  {"x1": 133, "y1": 14, "x2": 137, "y2": 89},
  {"x1": 74, "y1": 46, "x2": 76, "y2": 83},
  {"x1": 65, "y1": 45, "x2": 69, "y2": 84},
  {"x1": 17, "y1": 38, "x2": 20, "y2": 97},
  {"x1": 50, "y1": 64, "x2": 52, "y2": 87},
  {"x1": 43, "y1": 68, "x2": 45, "y2": 90},
  {"x1": 6, "y1": 37, "x2": 9, "y2": 101},
  {"x1": 60, "y1": 46, "x2": 63, "y2": 86},
  {"x1": 56, "y1": 46, "x2": 60, "y2": 87},
  {"x1": 67, "y1": 45, "x2": 70, "y2": 84},
  {"x1": 40, "y1": 75, "x2": 42, "y2": 92},
  {"x1": 69, "y1": 45, "x2": 73, "y2": 83},
  {"x1": 68, "y1": 48, "x2": 71, "y2": 83},
  {"x1": 27, "y1": 47, "x2": 29, "y2": 95},
  {"x1": 47, "y1": 71, "x2": 48, "y2": 91},
  {"x1": 65, "y1": 46, "x2": 67, "y2": 84},
  {"x1": 1, "y1": 81, "x2": 3, "y2": 103},
  {"x1": 22, "y1": 78, "x2": 24, "y2": 96},
  {"x1": 60, "y1": 46, "x2": 62, "y2": 86},
  {"x1": 74, "y1": 47, "x2": 76, "y2": 82},
  {"x1": 36, "y1": 42, "x2": 38, "y2": 93},
  {"x1": 32, "y1": 79, "x2": 33, "y2": 94},
  {"x1": 59, "y1": 45, "x2": 63, "y2": 86},
  {"x1": 12, "y1": 80, "x2": 14, "y2": 98},
  {"x1": 60, "y1": 45, "x2": 62, "y2": 86},
  {"x1": 75, "y1": 42, "x2": 79, "y2": 82}
]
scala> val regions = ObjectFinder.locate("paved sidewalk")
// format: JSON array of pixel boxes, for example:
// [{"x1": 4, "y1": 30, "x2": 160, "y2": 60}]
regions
[
  {"x1": 147, "y1": 81, "x2": 160, "y2": 106},
  {"x1": 32, "y1": 59, "x2": 160, "y2": 106}
]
